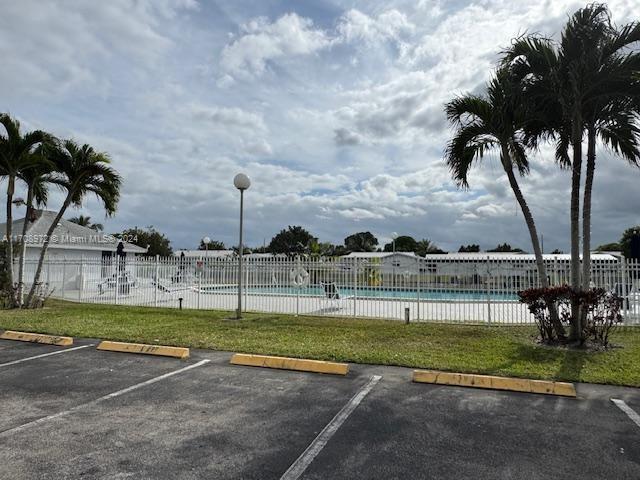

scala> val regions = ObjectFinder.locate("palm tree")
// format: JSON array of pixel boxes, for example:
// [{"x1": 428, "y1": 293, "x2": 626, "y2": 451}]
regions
[
  {"x1": 16, "y1": 145, "x2": 55, "y2": 307},
  {"x1": 416, "y1": 239, "x2": 443, "y2": 256},
  {"x1": 578, "y1": 12, "x2": 640, "y2": 291},
  {"x1": 445, "y1": 68, "x2": 565, "y2": 337},
  {"x1": 502, "y1": 5, "x2": 640, "y2": 340},
  {"x1": 68, "y1": 215, "x2": 104, "y2": 231},
  {"x1": 0, "y1": 113, "x2": 50, "y2": 302},
  {"x1": 25, "y1": 140, "x2": 121, "y2": 306}
]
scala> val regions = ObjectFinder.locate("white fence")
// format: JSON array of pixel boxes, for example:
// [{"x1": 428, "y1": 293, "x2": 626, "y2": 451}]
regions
[{"x1": 17, "y1": 255, "x2": 640, "y2": 324}]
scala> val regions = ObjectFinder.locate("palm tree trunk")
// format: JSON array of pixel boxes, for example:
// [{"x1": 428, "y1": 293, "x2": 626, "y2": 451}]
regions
[
  {"x1": 16, "y1": 183, "x2": 34, "y2": 308},
  {"x1": 5, "y1": 175, "x2": 15, "y2": 305},
  {"x1": 24, "y1": 195, "x2": 72, "y2": 307},
  {"x1": 569, "y1": 123, "x2": 583, "y2": 342},
  {"x1": 582, "y1": 126, "x2": 596, "y2": 290},
  {"x1": 502, "y1": 150, "x2": 565, "y2": 337}
]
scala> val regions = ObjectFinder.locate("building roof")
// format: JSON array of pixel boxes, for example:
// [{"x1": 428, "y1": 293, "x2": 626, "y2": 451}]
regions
[
  {"x1": 174, "y1": 249, "x2": 235, "y2": 258},
  {"x1": 422, "y1": 252, "x2": 619, "y2": 261},
  {"x1": 0, "y1": 210, "x2": 146, "y2": 254},
  {"x1": 343, "y1": 251, "x2": 417, "y2": 258}
]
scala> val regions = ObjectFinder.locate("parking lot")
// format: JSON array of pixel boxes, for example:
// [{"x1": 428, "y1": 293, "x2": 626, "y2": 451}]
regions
[{"x1": 1, "y1": 337, "x2": 639, "y2": 480}]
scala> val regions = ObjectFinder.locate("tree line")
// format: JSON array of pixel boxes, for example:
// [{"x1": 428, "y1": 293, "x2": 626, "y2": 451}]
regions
[{"x1": 196, "y1": 226, "x2": 533, "y2": 256}]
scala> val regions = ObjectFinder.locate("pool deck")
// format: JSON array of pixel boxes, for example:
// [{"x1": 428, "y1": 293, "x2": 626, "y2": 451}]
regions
[{"x1": 49, "y1": 282, "x2": 640, "y2": 325}]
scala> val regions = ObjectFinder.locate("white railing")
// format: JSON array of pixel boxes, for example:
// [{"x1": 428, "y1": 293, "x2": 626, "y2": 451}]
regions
[{"x1": 16, "y1": 255, "x2": 640, "y2": 325}]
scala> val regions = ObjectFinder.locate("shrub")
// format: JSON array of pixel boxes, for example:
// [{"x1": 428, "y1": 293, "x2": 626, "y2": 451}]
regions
[
  {"x1": 519, "y1": 286, "x2": 572, "y2": 343},
  {"x1": 518, "y1": 286, "x2": 623, "y2": 347}
]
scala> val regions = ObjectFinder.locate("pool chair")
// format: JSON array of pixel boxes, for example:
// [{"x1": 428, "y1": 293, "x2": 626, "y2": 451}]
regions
[{"x1": 321, "y1": 282, "x2": 348, "y2": 310}]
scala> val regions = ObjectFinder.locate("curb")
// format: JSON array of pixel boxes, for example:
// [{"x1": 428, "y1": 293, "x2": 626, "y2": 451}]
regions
[
  {"x1": 230, "y1": 353, "x2": 349, "y2": 375},
  {"x1": 412, "y1": 370, "x2": 576, "y2": 397},
  {"x1": 97, "y1": 341, "x2": 190, "y2": 359},
  {"x1": 0, "y1": 330, "x2": 73, "y2": 346}
]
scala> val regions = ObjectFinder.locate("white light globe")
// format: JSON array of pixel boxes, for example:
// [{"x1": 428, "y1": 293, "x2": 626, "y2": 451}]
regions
[
  {"x1": 203, "y1": 236, "x2": 211, "y2": 244},
  {"x1": 234, "y1": 173, "x2": 251, "y2": 190}
]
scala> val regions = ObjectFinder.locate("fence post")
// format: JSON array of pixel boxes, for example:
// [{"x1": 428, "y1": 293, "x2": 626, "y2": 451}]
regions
[
  {"x1": 114, "y1": 256, "x2": 119, "y2": 306},
  {"x1": 416, "y1": 257, "x2": 421, "y2": 321},
  {"x1": 78, "y1": 255, "x2": 83, "y2": 301},
  {"x1": 46, "y1": 258, "x2": 51, "y2": 290},
  {"x1": 486, "y1": 255, "x2": 492, "y2": 325},
  {"x1": 295, "y1": 256, "x2": 300, "y2": 317},
  {"x1": 61, "y1": 259, "x2": 66, "y2": 299},
  {"x1": 353, "y1": 258, "x2": 357, "y2": 317},
  {"x1": 154, "y1": 254, "x2": 159, "y2": 307},
  {"x1": 197, "y1": 257, "x2": 201, "y2": 310},
  {"x1": 620, "y1": 255, "x2": 627, "y2": 312}
]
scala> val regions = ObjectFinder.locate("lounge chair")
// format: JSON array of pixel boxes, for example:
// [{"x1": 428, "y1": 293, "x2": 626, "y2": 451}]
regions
[{"x1": 321, "y1": 282, "x2": 348, "y2": 310}]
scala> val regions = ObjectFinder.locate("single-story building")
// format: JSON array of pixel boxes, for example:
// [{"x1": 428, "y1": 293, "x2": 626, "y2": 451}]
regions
[
  {"x1": 0, "y1": 209, "x2": 146, "y2": 261},
  {"x1": 1, "y1": 210, "x2": 147, "y2": 293},
  {"x1": 421, "y1": 252, "x2": 621, "y2": 289},
  {"x1": 174, "y1": 249, "x2": 235, "y2": 259},
  {"x1": 341, "y1": 251, "x2": 419, "y2": 274}
]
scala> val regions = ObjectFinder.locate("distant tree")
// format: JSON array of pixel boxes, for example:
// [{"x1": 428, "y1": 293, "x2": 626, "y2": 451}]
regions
[
  {"x1": 344, "y1": 232, "x2": 378, "y2": 252},
  {"x1": 620, "y1": 226, "x2": 640, "y2": 259},
  {"x1": 458, "y1": 244, "x2": 480, "y2": 253},
  {"x1": 198, "y1": 239, "x2": 225, "y2": 250},
  {"x1": 416, "y1": 239, "x2": 446, "y2": 256},
  {"x1": 595, "y1": 242, "x2": 621, "y2": 252},
  {"x1": 487, "y1": 243, "x2": 524, "y2": 253},
  {"x1": 268, "y1": 226, "x2": 316, "y2": 255},
  {"x1": 68, "y1": 215, "x2": 104, "y2": 231},
  {"x1": 231, "y1": 245, "x2": 251, "y2": 255},
  {"x1": 117, "y1": 226, "x2": 172, "y2": 257},
  {"x1": 309, "y1": 240, "x2": 340, "y2": 257},
  {"x1": 383, "y1": 235, "x2": 417, "y2": 252},
  {"x1": 550, "y1": 248, "x2": 564, "y2": 254},
  {"x1": 251, "y1": 245, "x2": 271, "y2": 254}
]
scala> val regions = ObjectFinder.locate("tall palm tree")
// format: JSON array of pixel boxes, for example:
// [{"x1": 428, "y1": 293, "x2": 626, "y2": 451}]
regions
[
  {"x1": 16, "y1": 145, "x2": 55, "y2": 307},
  {"x1": 578, "y1": 13, "x2": 640, "y2": 290},
  {"x1": 444, "y1": 69, "x2": 565, "y2": 337},
  {"x1": 25, "y1": 140, "x2": 121, "y2": 306},
  {"x1": 68, "y1": 215, "x2": 104, "y2": 231},
  {"x1": 503, "y1": 5, "x2": 640, "y2": 340},
  {"x1": 0, "y1": 113, "x2": 50, "y2": 301}
]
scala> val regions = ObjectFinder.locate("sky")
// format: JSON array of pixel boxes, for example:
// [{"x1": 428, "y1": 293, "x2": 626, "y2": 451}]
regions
[{"x1": 1, "y1": 0, "x2": 639, "y2": 252}]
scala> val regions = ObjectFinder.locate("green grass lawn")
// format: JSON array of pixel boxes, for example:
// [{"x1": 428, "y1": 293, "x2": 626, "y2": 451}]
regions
[{"x1": 1, "y1": 300, "x2": 639, "y2": 387}]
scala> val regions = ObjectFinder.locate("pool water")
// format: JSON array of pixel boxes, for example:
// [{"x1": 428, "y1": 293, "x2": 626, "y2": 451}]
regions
[{"x1": 203, "y1": 285, "x2": 518, "y2": 301}]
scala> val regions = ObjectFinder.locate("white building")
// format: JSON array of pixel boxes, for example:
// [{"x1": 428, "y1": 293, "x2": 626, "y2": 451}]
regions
[
  {"x1": 342, "y1": 251, "x2": 419, "y2": 274},
  {"x1": 174, "y1": 249, "x2": 235, "y2": 259},
  {"x1": 1, "y1": 210, "x2": 146, "y2": 261},
  {"x1": 421, "y1": 252, "x2": 621, "y2": 289}
]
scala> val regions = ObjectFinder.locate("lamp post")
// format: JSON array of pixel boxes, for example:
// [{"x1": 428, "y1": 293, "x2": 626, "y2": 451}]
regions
[
  {"x1": 202, "y1": 236, "x2": 210, "y2": 258},
  {"x1": 234, "y1": 173, "x2": 251, "y2": 319}
]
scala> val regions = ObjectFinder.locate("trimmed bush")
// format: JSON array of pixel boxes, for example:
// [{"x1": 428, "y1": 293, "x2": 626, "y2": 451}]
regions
[{"x1": 519, "y1": 286, "x2": 623, "y2": 347}]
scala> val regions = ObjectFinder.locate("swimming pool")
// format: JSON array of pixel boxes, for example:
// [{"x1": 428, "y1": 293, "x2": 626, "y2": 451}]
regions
[{"x1": 202, "y1": 285, "x2": 518, "y2": 301}]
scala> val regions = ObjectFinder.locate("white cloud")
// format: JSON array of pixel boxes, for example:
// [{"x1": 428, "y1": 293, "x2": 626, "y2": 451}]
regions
[
  {"x1": 337, "y1": 9, "x2": 415, "y2": 44},
  {"x1": 219, "y1": 13, "x2": 331, "y2": 78}
]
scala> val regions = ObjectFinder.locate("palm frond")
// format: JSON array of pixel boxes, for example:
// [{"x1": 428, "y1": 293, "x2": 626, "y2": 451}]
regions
[{"x1": 444, "y1": 122, "x2": 498, "y2": 189}]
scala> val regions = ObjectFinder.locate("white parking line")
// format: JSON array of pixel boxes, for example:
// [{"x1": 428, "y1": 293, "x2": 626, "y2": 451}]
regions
[
  {"x1": 280, "y1": 375, "x2": 382, "y2": 480},
  {"x1": 611, "y1": 398, "x2": 640, "y2": 428},
  {"x1": 0, "y1": 359, "x2": 211, "y2": 437},
  {"x1": 0, "y1": 344, "x2": 94, "y2": 368}
]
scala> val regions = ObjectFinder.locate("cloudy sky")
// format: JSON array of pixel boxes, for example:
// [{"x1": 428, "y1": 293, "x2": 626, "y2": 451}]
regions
[{"x1": 1, "y1": 0, "x2": 639, "y2": 252}]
